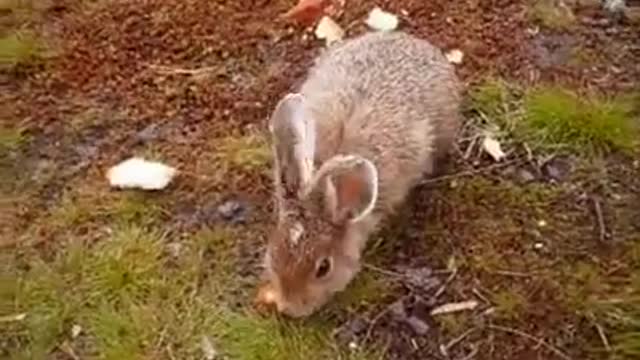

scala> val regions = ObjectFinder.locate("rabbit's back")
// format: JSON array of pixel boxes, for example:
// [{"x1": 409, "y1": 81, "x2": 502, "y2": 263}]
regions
[{"x1": 299, "y1": 31, "x2": 462, "y2": 215}]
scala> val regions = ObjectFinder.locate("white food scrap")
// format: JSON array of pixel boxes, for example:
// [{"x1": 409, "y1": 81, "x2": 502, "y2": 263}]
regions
[
  {"x1": 482, "y1": 135, "x2": 506, "y2": 161},
  {"x1": 445, "y1": 49, "x2": 464, "y2": 64},
  {"x1": 365, "y1": 7, "x2": 399, "y2": 32},
  {"x1": 314, "y1": 15, "x2": 344, "y2": 45},
  {"x1": 107, "y1": 157, "x2": 177, "y2": 190}
]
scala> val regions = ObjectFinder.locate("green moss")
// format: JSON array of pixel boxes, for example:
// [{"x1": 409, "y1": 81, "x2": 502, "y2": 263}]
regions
[
  {"x1": 0, "y1": 31, "x2": 48, "y2": 69},
  {"x1": 492, "y1": 289, "x2": 527, "y2": 321},
  {"x1": 0, "y1": 126, "x2": 29, "y2": 153},
  {"x1": 468, "y1": 80, "x2": 638, "y2": 154},
  {"x1": 331, "y1": 270, "x2": 393, "y2": 312},
  {"x1": 435, "y1": 313, "x2": 471, "y2": 336},
  {"x1": 568, "y1": 46, "x2": 600, "y2": 67},
  {"x1": 452, "y1": 177, "x2": 559, "y2": 217},
  {"x1": 47, "y1": 189, "x2": 163, "y2": 232},
  {"x1": 216, "y1": 134, "x2": 271, "y2": 173},
  {"x1": 189, "y1": 227, "x2": 237, "y2": 290},
  {"x1": 523, "y1": 87, "x2": 638, "y2": 153},
  {"x1": 529, "y1": 0, "x2": 576, "y2": 30},
  {"x1": 82, "y1": 225, "x2": 166, "y2": 304}
]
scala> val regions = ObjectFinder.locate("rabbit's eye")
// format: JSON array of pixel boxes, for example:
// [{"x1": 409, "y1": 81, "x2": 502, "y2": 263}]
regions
[{"x1": 315, "y1": 257, "x2": 332, "y2": 279}]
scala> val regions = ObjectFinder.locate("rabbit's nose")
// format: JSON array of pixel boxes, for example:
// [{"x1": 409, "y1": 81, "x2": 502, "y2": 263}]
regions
[{"x1": 254, "y1": 283, "x2": 279, "y2": 314}]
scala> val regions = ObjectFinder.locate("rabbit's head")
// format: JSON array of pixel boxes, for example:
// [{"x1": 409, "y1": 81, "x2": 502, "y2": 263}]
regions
[{"x1": 256, "y1": 93, "x2": 379, "y2": 318}]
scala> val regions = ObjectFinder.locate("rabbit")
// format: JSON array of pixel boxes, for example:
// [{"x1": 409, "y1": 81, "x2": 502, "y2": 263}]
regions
[{"x1": 255, "y1": 31, "x2": 462, "y2": 318}]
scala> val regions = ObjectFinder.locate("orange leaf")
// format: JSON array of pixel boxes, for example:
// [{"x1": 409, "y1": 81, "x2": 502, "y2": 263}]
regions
[{"x1": 282, "y1": 0, "x2": 331, "y2": 26}]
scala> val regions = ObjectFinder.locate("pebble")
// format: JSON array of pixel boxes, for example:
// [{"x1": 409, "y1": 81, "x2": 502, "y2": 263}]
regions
[
  {"x1": 217, "y1": 199, "x2": 249, "y2": 224},
  {"x1": 406, "y1": 316, "x2": 430, "y2": 335}
]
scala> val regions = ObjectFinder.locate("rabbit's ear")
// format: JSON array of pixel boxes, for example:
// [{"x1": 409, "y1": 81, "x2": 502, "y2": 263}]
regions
[
  {"x1": 305, "y1": 155, "x2": 378, "y2": 224},
  {"x1": 269, "y1": 93, "x2": 316, "y2": 198}
]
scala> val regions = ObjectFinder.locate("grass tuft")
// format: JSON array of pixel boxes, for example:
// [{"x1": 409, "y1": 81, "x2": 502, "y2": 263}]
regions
[
  {"x1": 1, "y1": 221, "x2": 380, "y2": 358},
  {"x1": 467, "y1": 77, "x2": 513, "y2": 119},
  {"x1": 82, "y1": 225, "x2": 166, "y2": 304},
  {"x1": 523, "y1": 87, "x2": 638, "y2": 153},
  {"x1": 467, "y1": 80, "x2": 638, "y2": 155},
  {"x1": 216, "y1": 310, "x2": 380, "y2": 360}
]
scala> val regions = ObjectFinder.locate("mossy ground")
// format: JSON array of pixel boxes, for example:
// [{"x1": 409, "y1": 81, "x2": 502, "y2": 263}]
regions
[{"x1": 1, "y1": 0, "x2": 639, "y2": 359}]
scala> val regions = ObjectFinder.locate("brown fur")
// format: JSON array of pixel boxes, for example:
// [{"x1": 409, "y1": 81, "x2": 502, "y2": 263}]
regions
[{"x1": 261, "y1": 31, "x2": 462, "y2": 317}]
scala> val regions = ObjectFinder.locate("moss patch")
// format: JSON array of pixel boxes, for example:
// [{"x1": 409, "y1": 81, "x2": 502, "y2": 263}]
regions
[
  {"x1": 0, "y1": 31, "x2": 48, "y2": 69},
  {"x1": 467, "y1": 80, "x2": 639, "y2": 155},
  {"x1": 215, "y1": 134, "x2": 272, "y2": 173},
  {"x1": 528, "y1": 0, "x2": 576, "y2": 30},
  {"x1": 523, "y1": 87, "x2": 638, "y2": 154}
]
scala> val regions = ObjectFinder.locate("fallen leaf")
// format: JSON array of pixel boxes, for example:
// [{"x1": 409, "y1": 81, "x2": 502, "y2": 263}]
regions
[
  {"x1": 201, "y1": 335, "x2": 217, "y2": 360},
  {"x1": 430, "y1": 300, "x2": 478, "y2": 316},
  {"x1": 314, "y1": 16, "x2": 344, "y2": 45},
  {"x1": 482, "y1": 135, "x2": 506, "y2": 161},
  {"x1": 365, "y1": 7, "x2": 399, "y2": 31},
  {"x1": 445, "y1": 49, "x2": 464, "y2": 64},
  {"x1": 71, "y1": 324, "x2": 82, "y2": 338},
  {"x1": 107, "y1": 157, "x2": 177, "y2": 190},
  {"x1": 282, "y1": 0, "x2": 331, "y2": 26},
  {"x1": 0, "y1": 313, "x2": 26, "y2": 322}
]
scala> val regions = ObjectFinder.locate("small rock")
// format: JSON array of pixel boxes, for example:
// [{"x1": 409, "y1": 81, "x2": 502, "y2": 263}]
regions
[
  {"x1": 403, "y1": 267, "x2": 442, "y2": 292},
  {"x1": 542, "y1": 156, "x2": 572, "y2": 182},
  {"x1": 406, "y1": 316, "x2": 430, "y2": 335},
  {"x1": 136, "y1": 123, "x2": 161, "y2": 142},
  {"x1": 603, "y1": 0, "x2": 626, "y2": 13},
  {"x1": 389, "y1": 299, "x2": 408, "y2": 320},
  {"x1": 516, "y1": 168, "x2": 537, "y2": 183},
  {"x1": 167, "y1": 243, "x2": 183, "y2": 258},
  {"x1": 347, "y1": 316, "x2": 369, "y2": 335},
  {"x1": 333, "y1": 317, "x2": 369, "y2": 346},
  {"x1": 217, "y1": 199, "x2": 248, "y2": 224},
  {"x1": 200, "y1": 335, "x2": 217, "y2": 360}
]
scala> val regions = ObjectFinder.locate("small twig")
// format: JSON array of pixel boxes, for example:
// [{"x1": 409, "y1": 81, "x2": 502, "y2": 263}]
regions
[
  {"x1": 491, "y1": 270, "x2": 535, "y2": 278},
  {"x1": 591, "y1": 197, "x2": 608, "y2": 242},
  {"x1": 149, "y1": 64, "x2": 220, "y2": 76},
  {"x1": 166, "y1": 344, "x2": 177, "y2": 360},
  {"x1": 363, "y1": 263, "x2": 452, "y2": 278},
  {"x1": 458, "y1": 345, "x2": 479, "y2": 360},
  {"x1": 463, "y1": 135, "x2": 480, "y2": 160},
  {"x1": 488, "y1": 324, "x2": 572, "y2": 360},
  {"x1": 431, "y1": 267, "x2": 458, "y2": 301},
  {"x1": 420, "y1": 158, "x2": 525, "y2": 185},
  {"x1": 443, "y1": 328, "x2": 477, "y2": 353},
  {"x1": 59, "y1": 341, "x2": 80, "y2": 360},
  {"x1": 362, "y1": 294, "x2": 411, "y2": 345},
  {"x1": 472, "y1": 287, "x2": 490, "y2": 304},
  {"x1": 590, "y1": 318, "x2": 611, "y2": 352}
]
